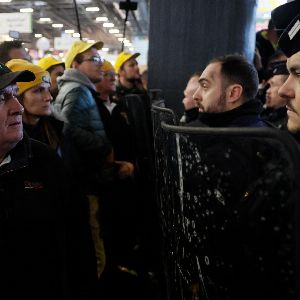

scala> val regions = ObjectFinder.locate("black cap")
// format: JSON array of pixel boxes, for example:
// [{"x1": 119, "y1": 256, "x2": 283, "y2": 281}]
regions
[
  {"x1": 271, "y1": 0, "x2": 300, "y2": 34},
  {"x1": 278, "y1": 14, "x2": 300, "y2": 57},
  {"x1": 268, "y1": 60, "x2": 289, "y2": 76},
  {"x1": 0, "y1": 62, "x2": 35, "y2": 90}
]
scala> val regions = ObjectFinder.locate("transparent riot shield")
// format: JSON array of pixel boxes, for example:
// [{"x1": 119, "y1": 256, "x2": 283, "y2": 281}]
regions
[{"x1": 152, "y1": 111, "x2": 300, "y2": 300}]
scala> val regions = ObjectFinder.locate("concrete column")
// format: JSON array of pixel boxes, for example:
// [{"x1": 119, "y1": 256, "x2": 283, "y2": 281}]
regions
[{"x1": 148, "y1": 0, "x2": 257, "y2": 114}]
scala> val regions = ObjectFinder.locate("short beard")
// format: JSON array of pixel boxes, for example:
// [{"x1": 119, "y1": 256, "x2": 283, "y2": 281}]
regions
[{"x1": 126, "y1": 76, "x2": 141, "y2": 84}]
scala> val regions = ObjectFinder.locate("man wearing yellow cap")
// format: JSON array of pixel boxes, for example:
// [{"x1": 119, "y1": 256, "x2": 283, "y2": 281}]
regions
[
  {"x1": 38, "y1": 56, "x2": 65, "y2": 99},
  {"x1": 114, "y1": 51, "x2": 147, "y2": 97},
  {"x1": 95, "y1": 59, "x2": 135, "y2": 162},
  {"x1": 52, "y1": 40, "x2": 111, "y2": 278},
  {"x1": 53, "y1": 41, "x2": 134, "y2": 279}
]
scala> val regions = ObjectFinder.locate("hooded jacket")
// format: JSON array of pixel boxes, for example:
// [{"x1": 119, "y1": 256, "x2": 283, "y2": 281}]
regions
[{"x1": 53, "y1": 69, "x2": 112, "y2": 192}]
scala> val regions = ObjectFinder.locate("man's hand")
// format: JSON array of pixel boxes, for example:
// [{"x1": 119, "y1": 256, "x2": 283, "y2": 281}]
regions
[{"x1": 115, "y1": 161, "x2": 134, "y2": 179}]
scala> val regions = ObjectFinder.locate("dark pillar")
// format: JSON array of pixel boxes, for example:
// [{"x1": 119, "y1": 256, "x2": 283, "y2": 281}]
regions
[{"x1": 148, "y1": 0, "x2": 257, "y2": 114}]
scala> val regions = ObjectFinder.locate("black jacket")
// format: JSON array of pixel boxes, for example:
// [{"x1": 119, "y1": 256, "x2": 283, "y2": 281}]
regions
[
  {"x1": 0, "y1": 136, "x2": 69, "y2": 299},
  {"x1": 191, "y1": 99, "x2": 268, "y2": 128},
  {"x1": 23, "y1": 116, "x2": 64, "y2": 152},
  {"x1": 96, "y1": 98, "x2": 136, "y2": 163}
]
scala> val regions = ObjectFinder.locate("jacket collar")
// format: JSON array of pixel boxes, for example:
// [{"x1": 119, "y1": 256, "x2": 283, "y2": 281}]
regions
[
  {"x1": 0, "y1": 134, "x2": 31, "y2": 176},
  {"x1": 58, "y1": 69, "x2": 96, "y2": 91},
  {"x1": 197, "y1": 99, "x2": 264, "y2": 127}
]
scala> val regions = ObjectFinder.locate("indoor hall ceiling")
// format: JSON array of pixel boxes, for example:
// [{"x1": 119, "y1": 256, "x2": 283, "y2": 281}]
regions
[{"x1": 0, "y1": 0, "x2": 149, "y2": 53}]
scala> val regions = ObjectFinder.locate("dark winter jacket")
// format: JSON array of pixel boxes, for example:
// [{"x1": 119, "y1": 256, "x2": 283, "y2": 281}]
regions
[
  {"x1": 191, "y1": 99, "x2": 268, "y2": 128},
  {"x1": 23, "y1": 115, "x2": 64, "y2": 153},
  {"x1": 96, "y1": 98, "x2": 136, "y2": 163},
  {"x1": 261, "y1": 106, "x2": 288, "y2": 129},
  {"x1": 0, "y1": 136, "x2": 69, "y2": 299},
  {"x1": 53, "y1": 69, "x2": 112, "y2": 193}
]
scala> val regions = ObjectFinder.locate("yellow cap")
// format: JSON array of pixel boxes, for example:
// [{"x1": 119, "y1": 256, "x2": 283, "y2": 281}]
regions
[
  {"x1": 101, "y1": 60, "x2": 115, "y2": 73},
  {"x1": 65, "y1": 40, "x2": 103, "y2": 69},
  {"x1": 114, "y1": 51, "x2": 140, "y2": 73},
  {"x1": 6, "y1": 59, "x2": 51, "y2": 95},
  {"x1": 37, "y1": 56, "x2": 65, "y2": 71}
]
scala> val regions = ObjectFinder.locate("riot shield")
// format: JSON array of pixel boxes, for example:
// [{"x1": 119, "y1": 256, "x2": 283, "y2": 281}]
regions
[{"x1": 153, "y1": 116, "x2": 300, "y2": 300}]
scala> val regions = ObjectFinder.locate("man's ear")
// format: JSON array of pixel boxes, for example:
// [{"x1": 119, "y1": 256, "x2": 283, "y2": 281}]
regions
[
  {"x1": 226, "y1": 84, "x2": 243, "y2": 103},
  {"x1": 71, "y1": 61, "x2": 79, "y2": 69}
]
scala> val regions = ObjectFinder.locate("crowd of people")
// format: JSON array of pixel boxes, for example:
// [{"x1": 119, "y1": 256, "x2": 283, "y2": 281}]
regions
[{"x1": 0, "y1": 0, "x2": 300, "y2": 299}]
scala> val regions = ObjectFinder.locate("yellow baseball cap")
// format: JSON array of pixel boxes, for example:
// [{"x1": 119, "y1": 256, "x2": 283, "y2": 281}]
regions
[
  {"x1": 65, "y1": 40, "x2": 104, "y2": 69},
  {"x1": 114, "y1": 51, "x2": 140, "y2": 73},
  {"x1": 6, "y1": 59, "x2": 51, "y2": 95},
  {"x1": 101, "y1": 60, "x2": 115, "y2": 73},
  {"x1": 37, "y1": 56, "x2": 65, "y2": 71}
]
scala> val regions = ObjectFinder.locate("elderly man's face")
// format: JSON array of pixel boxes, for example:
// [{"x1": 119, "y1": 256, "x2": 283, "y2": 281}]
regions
[
  {"x1": 0, "y1": 84, "x2": 24, "y2": 151},
  {"x1": 278, "y1": 51, "x2": 300, "y2": 132}
]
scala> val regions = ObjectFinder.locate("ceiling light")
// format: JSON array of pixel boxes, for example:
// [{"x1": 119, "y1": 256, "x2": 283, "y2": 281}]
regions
[
  {"x1": 114, "y1": 33, "x2": 123, "y2": 37},
  {"x1": 39, "y1": 17, "x2": 52, "y2": 22},
  {"x1": 96, "y1": 16, "x2": 108, "y2": 22},
  {"x1": 34, "y1": 1, "x2": 47, "y2": 5},
  {"x1": 129, "y1": 47, "x2": 134, "y2": 51},
  {"x1": 87, "y1": 39, "x2": 95, "y2": 43},
  {"x1": 35, "y1": 33, "x2": 42, "y2": 38},
  {"x1": 20, "y1": 8, "x2": 34, "y2": 13},
  {"x1": 0, "y1": 0, "x2": 12, "y2": 3},
  {"x1": 118, "y1": 37, "x2": 125, "y2": 42},
  {"x1": 73, "y1": 33, "x2": 80, "y2": 38},
  {"x1": 103, "y1": 22, "x2": 114, "y2": 28},
  {"x1": 109, "y1": 29, "x2": 119, "y2": 34},
  {"x1": 52, "y1": 24, "x2": 64, "y2": 28},
  {"x1": 65, "y1": 29, "x2": 75, "y2": 34},
  {"x1": 86, "y1": 7, "x2": 99, "y2": 12},
  {"x1": 101, "y1": 47, "x2": 109, "y2": 52}
]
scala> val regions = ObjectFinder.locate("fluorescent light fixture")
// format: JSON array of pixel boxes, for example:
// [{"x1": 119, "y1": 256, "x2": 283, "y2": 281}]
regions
[
  {"x1": 96, "y1": 16, "x2": 108, "y2": 22},
  {"x1": 115, "y1": 33, "x2": 123, "y2": 37},
  {"x1": 129, "y1": 47, "x2": 134, "y2": 51},
  {"x1": 77, "y1": 0, "x2": 92, "y2": 3},
  {"x1": 65, "y1": 29, "x2": 75, "y2": 34},
  {"x1": 102, "y1": 47, "x2": 109, "y2": 52},
  {"x1": 87, "y1": 39, "x2": 95, "y2": 43},
  {"x1": 35, "y1": 33, "x2": 42, "y2": 38},
  {"x1": 86, "y1": 6, "x2": 99, "y2": 12},
  {"x1": 73, "y1": 33, "x2": 80, "y2": 38},
  {"x1": 109, "y1": 29, "x2": 119, "y2": 34},
  {"x1": 52, "y1": 24, "x2": 64, "y2": 28},
  {"x1": 39, "y1": 17, "x2": 52, "y2": 22},
  {"x1": 103, "y1": 22, "x2": 114, "y2": 28},
  {"x1": 20, "y1": 8, "x2": 33, "y2": 13},
  {"x1": 34, "y1": 1, "x2": 47, "y2": 6},
  {"x1": 0, "y1": 0, "x2": 12, "y2": 3}
]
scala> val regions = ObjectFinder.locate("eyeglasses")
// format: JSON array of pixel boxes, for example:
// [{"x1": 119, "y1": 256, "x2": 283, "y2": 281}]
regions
[
  {"x1": 0, "y1": 85, "x2": 19, "y2": 102},
  {"x1": 81, "y1": 56, "x2": 103, "y2": 65},
  {"x1": 103, "y1": 71, "x2": 116, "y2": 78}
]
